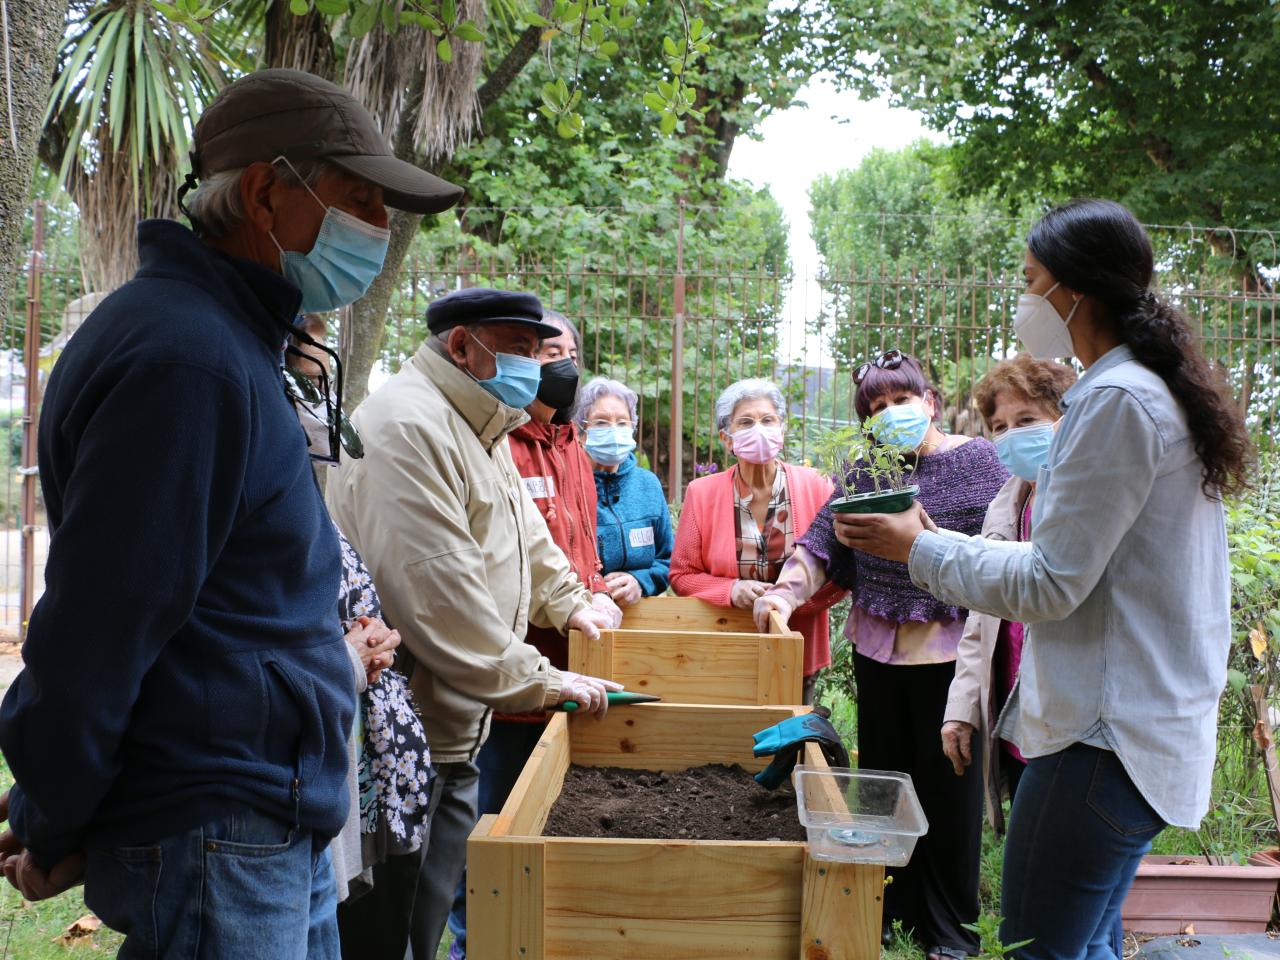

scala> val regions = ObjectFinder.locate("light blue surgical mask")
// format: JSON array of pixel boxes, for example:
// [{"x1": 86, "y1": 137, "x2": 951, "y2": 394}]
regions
[
  {"x1": 585, "y1": 425, "x2": 636, "y2": 467},
  {"x1": 269, "y1": 157, "x2": 390, "y2": 313},
  {"x1": 869, "y1": 402, "x2": 931, "y2": 451},
  {"x1": 995, "y1": 422, "x2": 1055, "y2": 482},
  {"x1": 466, "y1": 332, "x2": 543, "y2": 409}
]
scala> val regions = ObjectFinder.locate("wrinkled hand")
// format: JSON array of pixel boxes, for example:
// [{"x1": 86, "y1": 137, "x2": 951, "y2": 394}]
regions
[
  {"x1": 752, "y1": 593, "x2": 793, "y2": 633},
  {"x1": 604, "y1": 571, "x2": 642, "y2": 608},
  {"x1": 940, "y1": 720, "x2": 975, "y2": 777},
  {"x1": 730, "y1": 579, "x2": 771, "y2": 610},
  {"x1": 590, "y1": 591, "x2": 624, "y2": 629},
  {"x1": 344, "y1": 616, "x2": 401, "y2": 685},
  {"x1": 832, "y1": 503, "x2": 932, "y2": 563},
  {"x1": 557, "y1": 671, "x2": 624, "y2": 719},
  {"x1": 567, "y1": 606, "x2": 613, "y2": 643},
  {"x1": 1, "y1": 849, "x2": 84, "y2": 902}
]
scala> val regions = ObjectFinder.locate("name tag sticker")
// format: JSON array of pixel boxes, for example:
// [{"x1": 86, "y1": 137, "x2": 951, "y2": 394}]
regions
[
  {"x1": 629, "y1": 526, "x2": 655, "y2": 548},
  {"x1": 523, "y1": 476, "x2": 557, "y2": 499}
]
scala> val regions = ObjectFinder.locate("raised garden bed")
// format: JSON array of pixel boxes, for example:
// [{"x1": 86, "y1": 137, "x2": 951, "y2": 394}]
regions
[
  {"x1": 466, "y1": 703, "x2": 883, "y2": 960},
  {"x1": 569, "y1": 610, "x2": 805, "y2": 707},
  {"x1": 1121, "y1": 854, "x2": 1280, "y2": 933}
]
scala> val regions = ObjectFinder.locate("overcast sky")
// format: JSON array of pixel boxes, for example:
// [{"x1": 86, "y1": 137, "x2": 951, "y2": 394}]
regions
[{"x1": 725, "y1": 78, "x2": 944, "y2": 366}]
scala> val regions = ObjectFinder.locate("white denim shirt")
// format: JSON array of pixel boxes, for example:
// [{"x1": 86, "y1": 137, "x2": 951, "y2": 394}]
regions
[{"x1": 909, "y1": 345, "x2": 1230, "y2": 828}]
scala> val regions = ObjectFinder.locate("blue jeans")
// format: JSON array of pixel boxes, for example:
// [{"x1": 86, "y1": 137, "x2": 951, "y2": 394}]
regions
[
  {"x1": 1001, "y1": 744, "x2": 1165, "y2": 960},
  {"x1": 84, "y1": 808, "x2": 338, "y2": 959},
  {"x1": 445, "y1": 722, "x2": 545, "y2": 959}
]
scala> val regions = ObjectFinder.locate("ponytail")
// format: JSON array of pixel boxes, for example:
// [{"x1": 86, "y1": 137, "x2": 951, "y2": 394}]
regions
[{"x1": 1028, "y1": 199, "x2": 1253, "y2": 498}]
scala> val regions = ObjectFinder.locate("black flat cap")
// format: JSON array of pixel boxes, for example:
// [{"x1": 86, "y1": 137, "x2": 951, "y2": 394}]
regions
[
  {"x1": 193, "y1": 69, "x2": 463, "y2": 215},
  {"x1": 427, "y1": 288, "x2": 562, "y2": 338}
]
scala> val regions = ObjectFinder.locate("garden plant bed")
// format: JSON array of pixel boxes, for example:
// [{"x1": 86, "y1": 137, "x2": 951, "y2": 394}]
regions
[
  {"x1": 542, "y1": 762, "x2": 808, "y2": 842},
  {"x1": 467, "y1": 703, "x2": 884, "y2": 959}
]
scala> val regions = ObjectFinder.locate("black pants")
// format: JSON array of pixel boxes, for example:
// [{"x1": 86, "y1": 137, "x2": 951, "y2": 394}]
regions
[
  {"x1": 854, "y1": 652, "x2": 983, "y2": 952},
  {"x1": 336, "y1": 848, "x2": 425, "y2": 959}
]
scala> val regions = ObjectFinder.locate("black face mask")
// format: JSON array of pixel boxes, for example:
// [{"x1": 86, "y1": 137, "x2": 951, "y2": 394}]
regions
[{"x1": 537, "y1": 357, "x2": 580, "y2": 413}]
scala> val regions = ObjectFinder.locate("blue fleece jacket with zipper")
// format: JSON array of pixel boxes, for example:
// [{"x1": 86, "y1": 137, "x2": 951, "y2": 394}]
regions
[
  {"x1": 0, "y1": 220, "x2": 354, "y2": 868},
  {"x1": 593, "y1": 454, "x2": 673, "y2": 596}
]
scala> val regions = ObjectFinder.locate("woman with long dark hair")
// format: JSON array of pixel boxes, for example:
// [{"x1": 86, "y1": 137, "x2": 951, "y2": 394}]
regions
[{"x1": 836, "y1": 199, "x2": 1251, "y2": 959}]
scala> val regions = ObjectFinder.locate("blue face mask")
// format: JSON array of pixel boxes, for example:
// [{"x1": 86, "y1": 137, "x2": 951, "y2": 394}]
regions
[
  {"x1": 869, "y1": 402, "x2": 931, "y2": 451},
  {"x1": 995, "y1": 422, "x2": 1055, "y2": 482},
  {"x1": 467, "y1": 332, "x2": 543, "y2": 409},
  {"x1": 269, "y1": 157, "x2": 390, "y2": 313},
  {"x1": 585, "y1": 425, "x2": 636, "y2": 467}
]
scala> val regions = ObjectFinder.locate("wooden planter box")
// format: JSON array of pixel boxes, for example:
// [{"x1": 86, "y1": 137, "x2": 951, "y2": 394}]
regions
[
  {"x1": 570, "y1": 601, "x2": 805, "y2": 706},
  {"x1": 1121, "y1": 855, "x2": 1280, "y2": 933},
  {"x1": 618, "y1": 596, "x2": 758, "y2": 633},
  {"x1": 467, "y1": 703, "x2": 883, "y2": 959}
]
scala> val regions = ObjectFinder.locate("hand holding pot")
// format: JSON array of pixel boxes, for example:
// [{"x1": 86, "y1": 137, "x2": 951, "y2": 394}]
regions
[
  {"x1": 832, "y1": 502, "x2": 930, "y2": 562},
  {"x1": 940, "y1": 720, "x2": 975, "y2": 777},
  {"x1": 730, "y1": 579, "x2": 771, "y2": 610},
  {"x1": 752, "y1": 593, "x2": 793, "y2": 633}
]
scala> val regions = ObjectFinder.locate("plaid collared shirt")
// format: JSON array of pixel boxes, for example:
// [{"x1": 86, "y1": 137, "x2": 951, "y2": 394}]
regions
[{"x1": 733, "y1": 465, "x2": 794, "y2": 582}]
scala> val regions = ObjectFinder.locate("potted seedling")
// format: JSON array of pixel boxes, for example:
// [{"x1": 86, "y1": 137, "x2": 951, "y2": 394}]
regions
[{"x1": 815, "y1": 419, "x2": 920, "y2": 515}]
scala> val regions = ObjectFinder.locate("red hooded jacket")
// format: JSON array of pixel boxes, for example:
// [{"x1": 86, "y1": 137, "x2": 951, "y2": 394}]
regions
[{"x1": 507, "y1": 418, "x2": 608, "y2": 671}]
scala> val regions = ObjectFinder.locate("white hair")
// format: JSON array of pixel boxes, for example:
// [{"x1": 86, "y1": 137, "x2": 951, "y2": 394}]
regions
[
  {"x1": 185, "y1": 158, "x2": 334, "y2": 238},
  {"x1": 575, "y1": 377, "x2": 638, "y2": 431},
  {"x1": 715, "y1": 378, "x2": 786, "y2": 433}
]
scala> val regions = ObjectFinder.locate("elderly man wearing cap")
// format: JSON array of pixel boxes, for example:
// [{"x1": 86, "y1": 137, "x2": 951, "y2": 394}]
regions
[
  {"x1": 0, "y1": 69, "x2": 460, "y2": 958},
  {"x1": 326, "y1": 286, "x2": 620, "y2": 958}
]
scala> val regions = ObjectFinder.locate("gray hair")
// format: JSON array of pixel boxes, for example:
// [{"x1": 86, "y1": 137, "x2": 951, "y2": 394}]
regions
[
  {"x1": 185, "y1": 158, "x2": 333, "y2": 238},
  {"x1": 715, "y1": 378, "x2": 786, "y2": 433},
  {"x1": 539, "y1": 308, "x2": 583, "y2": 368},
  {"x1": 575, "y1": 376, "x2": 638, "y2": 431}
]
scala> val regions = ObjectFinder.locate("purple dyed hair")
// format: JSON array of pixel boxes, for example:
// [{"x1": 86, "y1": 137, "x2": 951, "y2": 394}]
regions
[{"x1": 853, "y1": 352, "x2": 942, "y2": 422}]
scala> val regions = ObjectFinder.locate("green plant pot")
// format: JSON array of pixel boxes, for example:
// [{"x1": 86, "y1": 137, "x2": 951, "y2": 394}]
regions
[{"x1": 830, "y1": 485, "x2": 920, "y2": 515}]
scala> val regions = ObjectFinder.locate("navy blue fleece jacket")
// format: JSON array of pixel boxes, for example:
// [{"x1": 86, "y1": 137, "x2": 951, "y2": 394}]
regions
[{"x1": 0, "y1": 220, "x2": 354, "y2": 867}]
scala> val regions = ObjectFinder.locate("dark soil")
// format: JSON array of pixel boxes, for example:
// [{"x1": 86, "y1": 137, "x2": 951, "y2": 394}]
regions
[{"x1": 542, "y1": 763, "x2": 806, "y2": 842}]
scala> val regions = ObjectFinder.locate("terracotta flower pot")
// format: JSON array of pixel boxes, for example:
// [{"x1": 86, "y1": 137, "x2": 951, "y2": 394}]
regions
[
  {"x1": 830, "y1": 484, "x2": 920, "y2": 515},
  {"x1": 1121, "y1": 854, "x2": 1280, "y2": 933}
]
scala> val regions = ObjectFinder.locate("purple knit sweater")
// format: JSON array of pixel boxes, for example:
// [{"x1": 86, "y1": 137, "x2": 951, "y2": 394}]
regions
[{"x1": 798, "y1": 438, "x2": 1009, "y2": 624}]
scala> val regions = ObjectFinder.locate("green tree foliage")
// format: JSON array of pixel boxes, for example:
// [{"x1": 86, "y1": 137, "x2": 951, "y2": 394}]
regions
[{"x1": 822, "y1": 0, "x2": 1280, "y2": 267}]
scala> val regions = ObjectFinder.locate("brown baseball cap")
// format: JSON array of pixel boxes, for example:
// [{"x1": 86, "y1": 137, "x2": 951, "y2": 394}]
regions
[{"x1": 191, "y1": 69, "x2": 463, "y2": 214}]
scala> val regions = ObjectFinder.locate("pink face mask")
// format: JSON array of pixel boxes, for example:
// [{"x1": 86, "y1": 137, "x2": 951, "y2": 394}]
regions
[{"x1": 731, "y1": 424, "x2": 785, "y2": 464}]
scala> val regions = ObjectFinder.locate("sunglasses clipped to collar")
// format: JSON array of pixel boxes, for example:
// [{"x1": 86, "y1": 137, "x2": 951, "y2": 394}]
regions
[
  {"x1": 282, "y1": 322, "x2": 364, "y2": 464},
  {"x1": 855, "y1": 348, "x2": 905, "y2": 384}
]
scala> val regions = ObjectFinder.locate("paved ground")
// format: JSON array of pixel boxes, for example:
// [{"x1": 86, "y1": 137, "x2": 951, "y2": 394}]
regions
[{"x1": 1135, "y1": 934, "x2": 1280, "y2": 959}]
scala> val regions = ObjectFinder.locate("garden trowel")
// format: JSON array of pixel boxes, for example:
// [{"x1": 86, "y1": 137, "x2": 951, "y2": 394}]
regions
[{"x1": 556, "y1": 691, "x2": 662, "y2": 713}]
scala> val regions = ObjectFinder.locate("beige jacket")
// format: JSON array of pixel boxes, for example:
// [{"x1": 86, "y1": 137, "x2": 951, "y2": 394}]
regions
[
  {"x1": 327, "y1": 343, "x2": 591, "y2": 762},
  {"x1": 942, "y1": 474, "x2": 1032, "y2": 832}
]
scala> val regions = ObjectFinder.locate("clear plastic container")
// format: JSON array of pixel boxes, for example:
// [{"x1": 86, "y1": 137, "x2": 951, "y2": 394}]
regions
[{"x1": 793, "y1": 766, "x2": 928, "y2": 866}]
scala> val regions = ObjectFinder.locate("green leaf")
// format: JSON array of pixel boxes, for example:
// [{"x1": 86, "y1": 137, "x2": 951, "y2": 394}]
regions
[
  {"x1": 442, "y1": 0, "x2": 456, "y2": 25},
  {"x1": 642, "y1": 92, "x2": 666, "y2": 112},
  {"x1": 589, "y1": 21, "x2": 605, "y2": 44},
  {"x1": 657, "y1": 79, "x2": 674, "y2": 99},
  {"x1": 289, "y1": 0, "x2": 310, "y2": 14},
  {"x1": 381, "y1": 2, "x2": 398, "y2": 34},
  {"x1": 556, "y1": 115, "x2": 578, "y2": 139},
  {"x1": 349, "y1": 0, "x2": 378, "y2": 36},
  {"x1": 586, "y1": 3, "x2": 605, "y2": 20},
  {"x1": 662, "y1": 35, "x2": 680, "y2": 57},
  {"x1": 538, "y1": 104, "x2": 558, "y2": 120},
  {"x1": 314, "y1": 0, "x2": 349, "y2": 14},
  {"x1": 598, "y1": 40, "x2": 619, "y2": 57},
  {"x1": 1226, "y1": 668, "x2": 1247, "y2": 694},
  {"x1": 524, "y1": 11, "x2": 550, "y2": 27},
  {"x1": 659, "y1": 110, "x2": 677, "y2": 135},
  {"x1": 541, "y1": 81, "x2": 564, "y2": 109},
  {"x1": 690, "y1": 17, "x2": 703, "y2": 40},
  {"x1": 455, "y1": 20, "x2": 484, "y2": 42},
  {"x1": 436, "y1": 36, "x2": 453, "y2": 62}
]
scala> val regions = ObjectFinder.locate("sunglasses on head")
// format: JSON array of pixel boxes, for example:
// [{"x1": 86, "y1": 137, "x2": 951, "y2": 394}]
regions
[{"x1": 856, "y1": 349, "x2": 905, "y2": 384}]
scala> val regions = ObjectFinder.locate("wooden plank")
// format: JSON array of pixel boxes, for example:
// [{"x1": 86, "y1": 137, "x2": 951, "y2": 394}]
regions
[
  {"x1": 545, "y1": 916, "x2": 799, "y2": 959},
  {"x1": 757, "y1": 632, "x2": 804, "y2": 705},
  {"x1": 543, "y1": 838, "x2": 804, "y2": 920},
  {"x1": 494, "y1": 712, "x2": 571, "y2": 838},
  {"x1": 799, "y1": 853, "x2": 883, "y2": 960},
  {"x1": 570, "y1": 702, "x2": 800, "y2": 771},
  {"x1": 612, "y1": 670, "x2": 760, "y2": 705},
  {"x1": 568, "y1": 627, "x2": 612, "y2": 681},
  {"x1": 468, "y1": 828, "x2": 546, "y2": 960},
  {"x1": 612, "y1": 633, "x2": 762, "y2": 678},
  {"x1": 621, "y1": 595, "x2": 756, "y2": 633}
]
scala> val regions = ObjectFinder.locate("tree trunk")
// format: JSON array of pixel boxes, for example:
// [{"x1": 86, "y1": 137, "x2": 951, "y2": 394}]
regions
[
  {"x1": 265, "y1": 0, "x2": 336, "y2": 79},
  {"x1": 0, "y1": 0, "x2": 68, "y2": 323}
]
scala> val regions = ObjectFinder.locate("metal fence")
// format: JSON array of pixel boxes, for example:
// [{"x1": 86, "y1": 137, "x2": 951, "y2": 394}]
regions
[{"x1": 7, "y1": 202, "x2": 1279, "y2": 636}]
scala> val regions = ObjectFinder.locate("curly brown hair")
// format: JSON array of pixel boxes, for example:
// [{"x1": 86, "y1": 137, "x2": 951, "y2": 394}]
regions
[{"x1": 972, "y1": 355, "x2": 1077, "y2": 429}]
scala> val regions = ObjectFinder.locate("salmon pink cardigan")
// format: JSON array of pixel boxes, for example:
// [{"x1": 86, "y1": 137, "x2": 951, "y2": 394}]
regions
[{"x1": 670, "y1": 462, "x2": 846, "y2": 676}]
